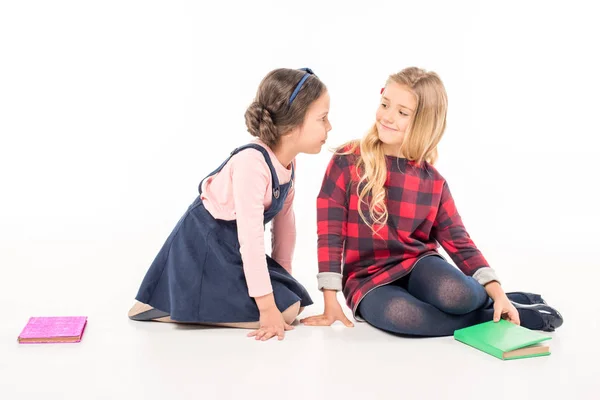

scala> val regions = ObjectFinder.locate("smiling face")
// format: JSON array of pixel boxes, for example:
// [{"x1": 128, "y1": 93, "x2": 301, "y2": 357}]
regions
[{"x1": 375, "y1": 81, "x2": 417, "y2": 156}]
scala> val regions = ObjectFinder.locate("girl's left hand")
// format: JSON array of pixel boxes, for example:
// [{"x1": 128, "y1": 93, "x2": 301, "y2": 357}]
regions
[{"x1": 493, "y1": 295, "x2": 520, "y2": 325}]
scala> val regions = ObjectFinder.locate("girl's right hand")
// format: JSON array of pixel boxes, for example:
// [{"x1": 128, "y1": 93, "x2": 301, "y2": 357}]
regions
[
  {"x1": 247, "y1": 306, "x2": 293, "y2": 341},
  {"x1": 300, "y1": 290, "x2": 354, "y2": 327}
]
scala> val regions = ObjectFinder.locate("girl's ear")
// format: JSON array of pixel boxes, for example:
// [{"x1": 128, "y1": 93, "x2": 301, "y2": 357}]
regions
[{"x1": 280, "y1": 126, "x2": 299, "y2": 139}]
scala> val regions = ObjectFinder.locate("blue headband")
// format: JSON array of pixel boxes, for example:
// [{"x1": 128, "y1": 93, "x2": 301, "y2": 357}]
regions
[{"x1": 288, "y1": 68, "x2": 316, "y2": 105}]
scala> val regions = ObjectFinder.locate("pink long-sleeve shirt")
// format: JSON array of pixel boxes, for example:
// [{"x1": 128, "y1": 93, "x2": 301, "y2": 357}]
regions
[{"x1": 200, "y1": 140, "x2": 296, "y2": 298}]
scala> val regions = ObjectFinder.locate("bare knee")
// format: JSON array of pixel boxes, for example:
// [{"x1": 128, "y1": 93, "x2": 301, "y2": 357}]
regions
[
  {"x1": 208, "y1": 321, "x2": 260, "y2": 329},
  {"x1": 281, "y1": 301, "x2": 301, "y2": 325}
]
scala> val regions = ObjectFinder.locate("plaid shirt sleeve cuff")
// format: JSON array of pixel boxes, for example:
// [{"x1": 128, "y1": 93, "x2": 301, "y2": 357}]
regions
[
  {"x1": 473, "y1": 267, "x2": 501, "y2": 286},
  {"x1": 317, "y1": 272, "x2": 343, "y2": 291}
]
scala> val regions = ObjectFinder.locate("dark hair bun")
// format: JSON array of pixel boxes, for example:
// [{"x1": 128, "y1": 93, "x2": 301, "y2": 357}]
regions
[{"x1": 244, "y1": 101, "x2": 278, "y2": 146}]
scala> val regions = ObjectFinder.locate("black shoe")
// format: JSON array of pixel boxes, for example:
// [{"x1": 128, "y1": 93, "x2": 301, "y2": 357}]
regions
[
  {"x1": 511, "y1": 301, "x2": 563, "y2": 332},
  {"x1": 506, "y1": 291, "x2": 547, "y2": 305}
]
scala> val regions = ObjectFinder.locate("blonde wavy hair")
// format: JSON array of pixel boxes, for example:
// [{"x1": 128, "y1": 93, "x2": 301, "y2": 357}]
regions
[{"x1": 338, "y1": 67, "x2": 448, "y2": 232}]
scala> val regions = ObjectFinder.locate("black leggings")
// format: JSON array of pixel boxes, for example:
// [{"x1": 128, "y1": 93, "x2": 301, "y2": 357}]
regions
[{"x1": 357, "y1": 255, "x2": 542, "y2": 337}]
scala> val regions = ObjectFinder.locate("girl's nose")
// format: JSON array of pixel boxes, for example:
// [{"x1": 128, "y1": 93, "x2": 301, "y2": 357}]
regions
[{"x1": 382, "y1": 113, "x2": 395, "y2": 125}]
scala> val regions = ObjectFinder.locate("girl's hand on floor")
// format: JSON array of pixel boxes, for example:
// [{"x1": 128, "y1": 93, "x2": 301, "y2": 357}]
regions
[
  {"x1": 247, "y1": 306, "x2": 293, "y2": 341},
  {"x1": 300, "y1": 292, "x2": 354, "y2": 327}
]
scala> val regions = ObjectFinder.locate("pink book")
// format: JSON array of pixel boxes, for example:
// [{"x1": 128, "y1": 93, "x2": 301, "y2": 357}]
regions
[{"x1": 18, "y1": 316, "x2": 88, "y2": 344}]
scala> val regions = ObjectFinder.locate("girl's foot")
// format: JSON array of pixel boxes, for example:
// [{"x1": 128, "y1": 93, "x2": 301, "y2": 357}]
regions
[
  {"x1": 506, "y1": 291, "x2": 547, "y2": 305},
  {"x1": 128, "y1": 301, "x2": 172, "y2": 322},
  {"x1": 511, "y1": 302, "x2": 563, "y2": 332}
]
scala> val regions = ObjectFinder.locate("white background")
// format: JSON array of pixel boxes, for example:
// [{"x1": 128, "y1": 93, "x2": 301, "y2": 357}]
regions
[{"x1": 1, "y1": 1, "x2": 599, "y2": 399}]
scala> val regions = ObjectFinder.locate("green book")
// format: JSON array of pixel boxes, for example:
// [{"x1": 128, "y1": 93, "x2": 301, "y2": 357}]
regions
[{"x1": 454, "y1": 319, "x2": 552, "y2": 360}]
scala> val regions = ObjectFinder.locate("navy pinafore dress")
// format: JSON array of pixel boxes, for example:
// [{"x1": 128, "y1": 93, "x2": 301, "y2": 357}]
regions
[{"x1": 134, "y1": 144, "x2": 313, "y2": 322}]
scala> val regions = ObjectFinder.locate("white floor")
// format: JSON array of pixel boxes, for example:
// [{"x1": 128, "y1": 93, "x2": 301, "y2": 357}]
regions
[{"x1": 1, "y1": 239, "x2": 599, "y2": 400}]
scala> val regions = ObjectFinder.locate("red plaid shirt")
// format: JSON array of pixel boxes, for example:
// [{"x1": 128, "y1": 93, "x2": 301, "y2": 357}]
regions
[{"x1": 317, "y1": 147, "x2": 491, "y2": 317}]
